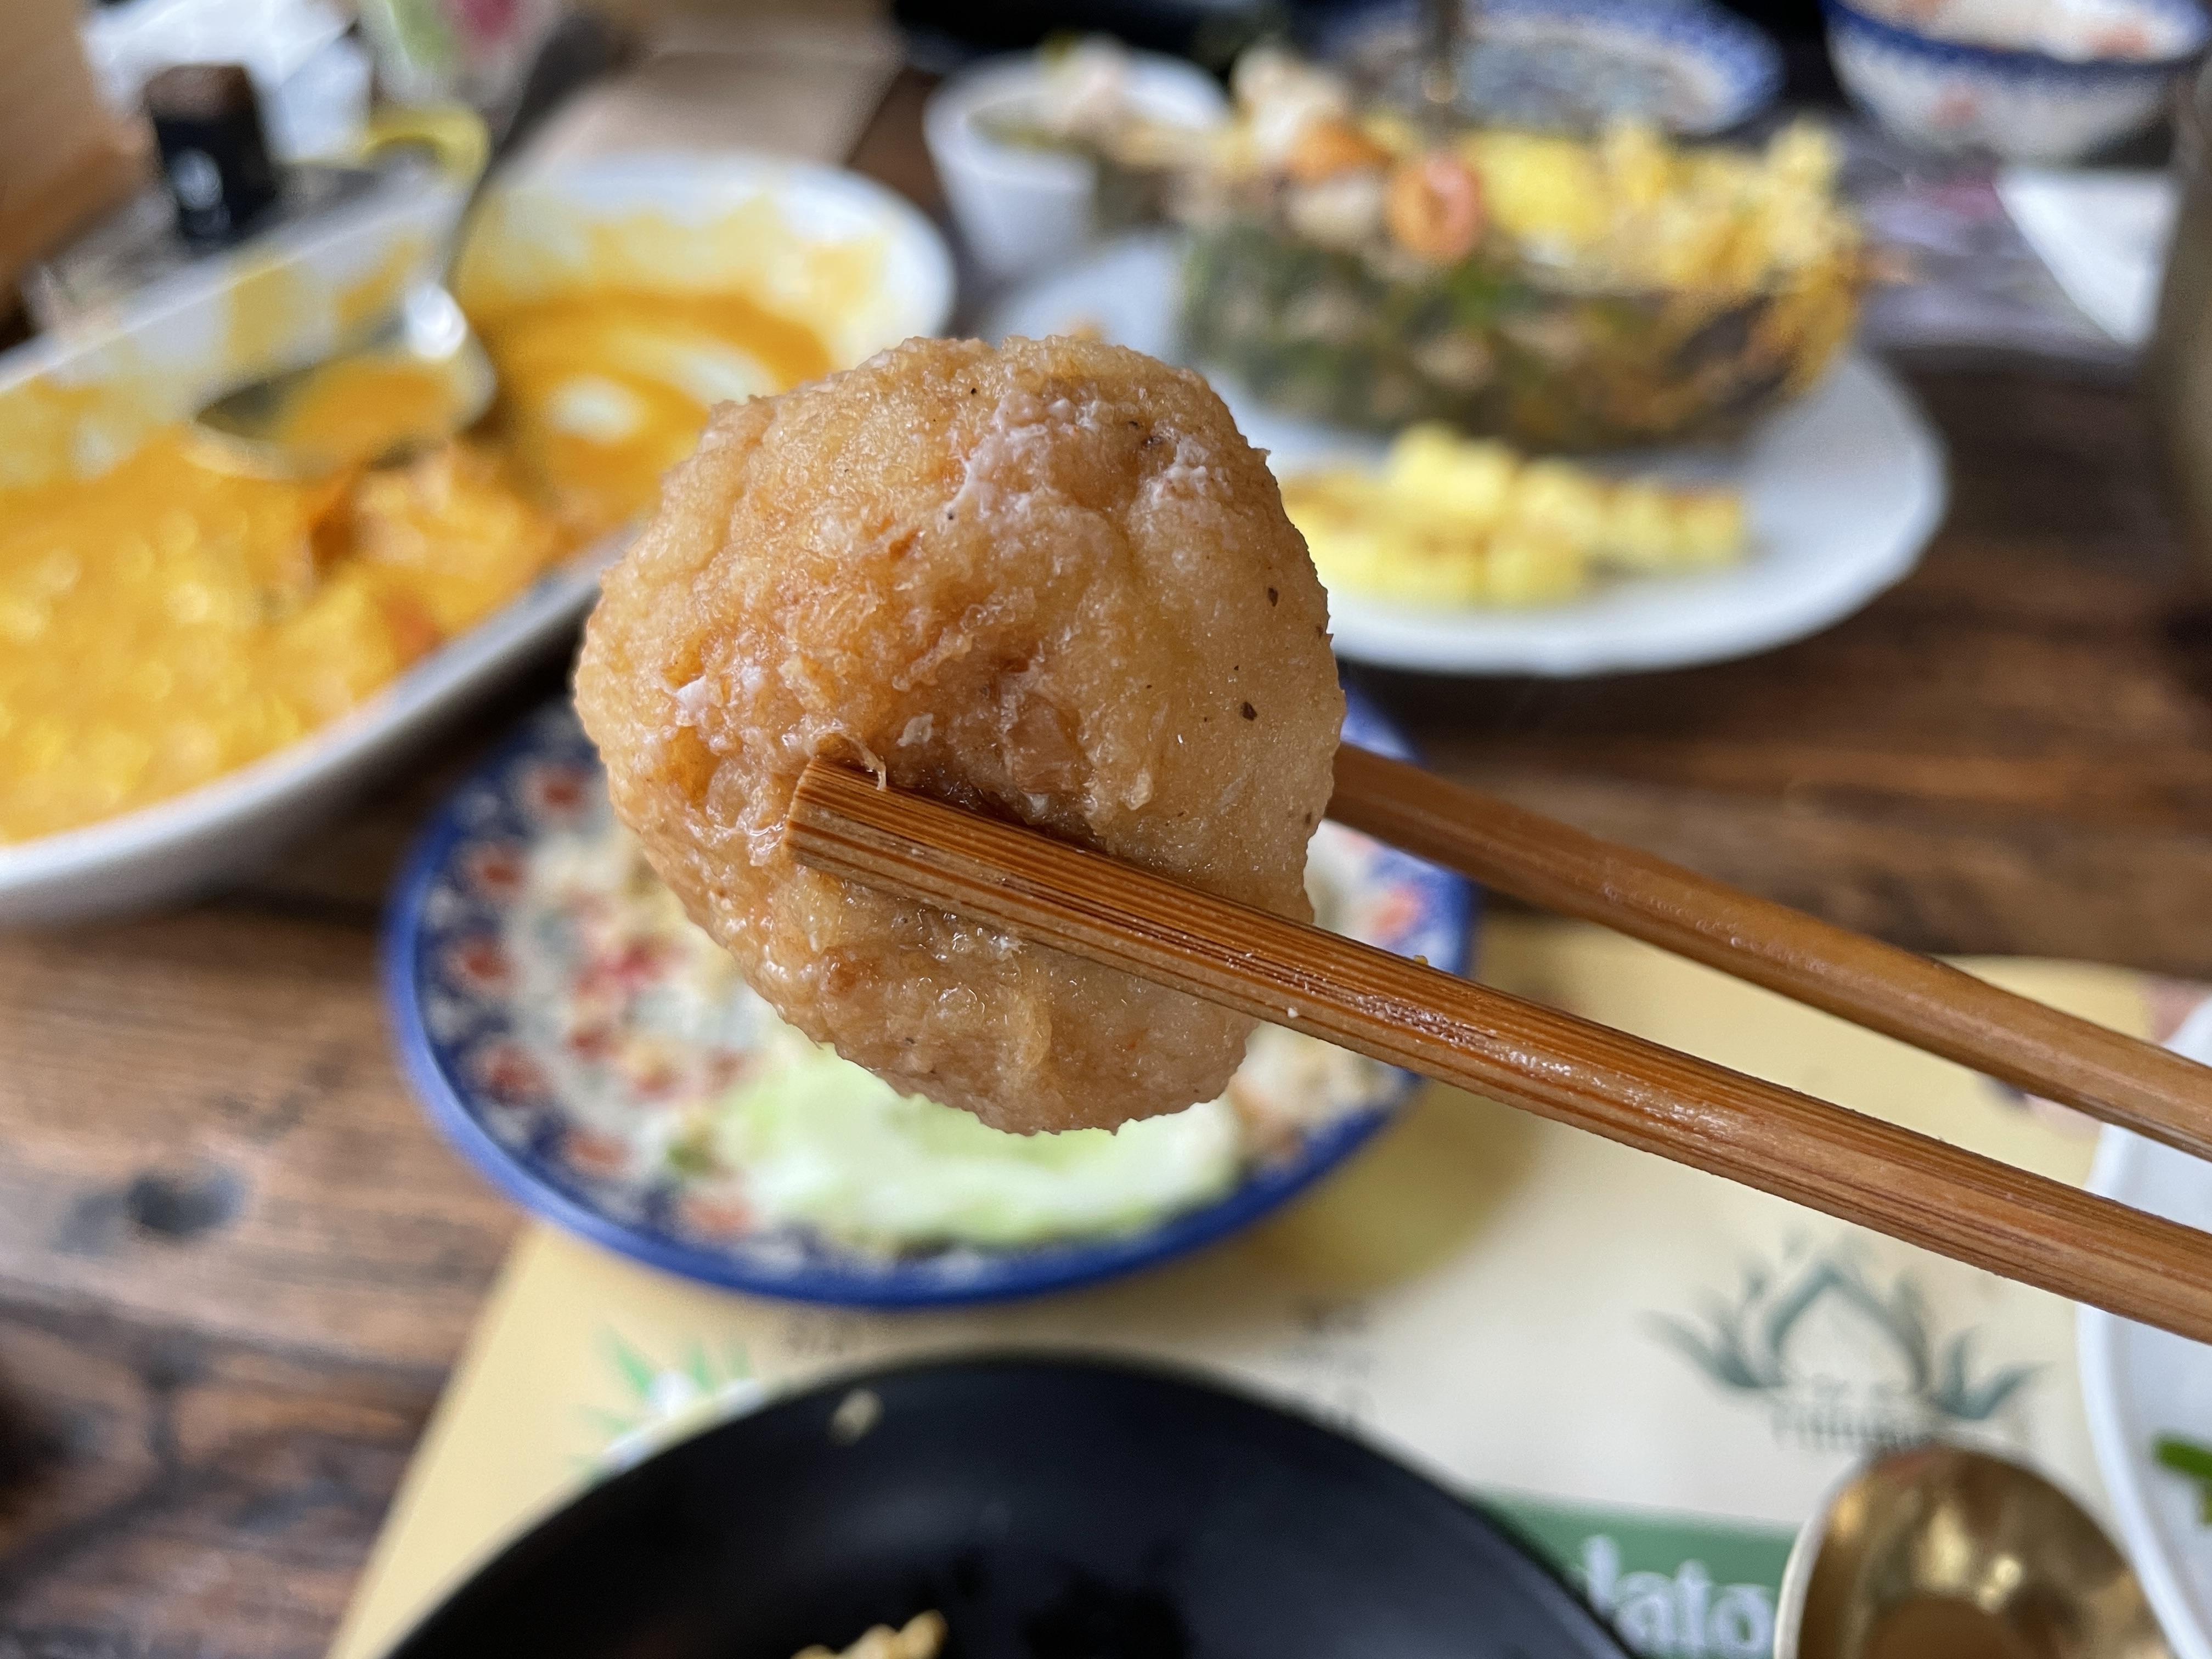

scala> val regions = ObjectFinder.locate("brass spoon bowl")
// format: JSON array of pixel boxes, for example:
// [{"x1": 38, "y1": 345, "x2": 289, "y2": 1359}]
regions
[{"x1": 1777, "y1": 1443, "x2": 2171, "y2": 1659}]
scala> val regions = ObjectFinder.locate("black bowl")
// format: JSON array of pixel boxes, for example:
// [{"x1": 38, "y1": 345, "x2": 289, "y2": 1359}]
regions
[{"x1": 390, "y1": 1355, "x2": 1628, "y2": 1659}]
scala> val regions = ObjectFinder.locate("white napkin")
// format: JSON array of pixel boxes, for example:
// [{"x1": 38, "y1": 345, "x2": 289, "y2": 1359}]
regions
[{"x1": 1997, "y1": 165, "x2": 2179, "y2": 348}]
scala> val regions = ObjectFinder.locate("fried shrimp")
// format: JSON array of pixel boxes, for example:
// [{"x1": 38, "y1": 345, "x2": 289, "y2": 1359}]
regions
[{"x1": 574, "y1": 335, "x2": 1342, "y2": 1133}]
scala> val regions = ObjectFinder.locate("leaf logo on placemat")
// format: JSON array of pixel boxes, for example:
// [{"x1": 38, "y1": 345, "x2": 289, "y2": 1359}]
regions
[
  {"x1": 580, "y1": 1331, "x2": 766, "y2": 1476},
  {"x1": 1649, "y1": 1244, "x2": 2041, "y2": 1453}
]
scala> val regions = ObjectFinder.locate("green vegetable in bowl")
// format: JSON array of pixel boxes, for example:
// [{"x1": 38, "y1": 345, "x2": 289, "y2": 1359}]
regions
[{"x1": 2154, "y1": 1434, "x2": 2212, "y2": 1521}]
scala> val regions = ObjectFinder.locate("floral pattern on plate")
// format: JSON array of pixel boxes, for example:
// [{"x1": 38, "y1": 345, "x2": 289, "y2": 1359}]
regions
[{"x1": 384, "y1": 691, "x2": 1474, "y2": 1305}]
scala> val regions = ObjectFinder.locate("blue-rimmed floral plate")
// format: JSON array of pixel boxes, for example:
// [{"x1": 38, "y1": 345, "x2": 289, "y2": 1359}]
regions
[{"x1": 383, "y1": 688, "x2": 1474, "y2": 1306}]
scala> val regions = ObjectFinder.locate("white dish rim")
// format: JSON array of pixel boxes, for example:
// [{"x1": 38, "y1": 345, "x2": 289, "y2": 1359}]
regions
[{"x1": 922, "y1": 49, "x2": 1229, "y2": 192}]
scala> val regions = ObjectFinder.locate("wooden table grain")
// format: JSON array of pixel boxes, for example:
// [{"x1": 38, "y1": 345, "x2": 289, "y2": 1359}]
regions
[{"x1": 7, "y1": 70, "x2": 2212, "y2": 1658}]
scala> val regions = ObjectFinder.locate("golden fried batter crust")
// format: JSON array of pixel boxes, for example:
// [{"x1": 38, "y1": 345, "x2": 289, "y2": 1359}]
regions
[{"x1": 575, "y1": 336, "x2": 1341, "y2": 1132}]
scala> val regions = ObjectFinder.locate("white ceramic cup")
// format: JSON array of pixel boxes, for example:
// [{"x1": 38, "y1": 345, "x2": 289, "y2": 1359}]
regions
[{"x1": 924, "y1": 50, "x2": 1227, "y2": 286}]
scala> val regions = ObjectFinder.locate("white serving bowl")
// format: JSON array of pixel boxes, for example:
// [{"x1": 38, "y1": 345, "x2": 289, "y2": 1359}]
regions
[
  {"x1": 1824, "y1": 0, "x2": 2209, "y2": 161},
  {"x1": 923, "y1": 48, "x2": 1227, "y2": 285},
  {"x1": 2079, "y1": 1000, "x2": 2212, "y2": 1659},
  {"x1": 0, "y1": 151, "x2": 951, "y2": 926}
]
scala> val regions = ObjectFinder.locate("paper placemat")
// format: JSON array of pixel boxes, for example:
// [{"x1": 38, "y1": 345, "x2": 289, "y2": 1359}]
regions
[
  {"x1": 510, "y1": 12, "x2": 900, "y2": 172},
  {"x1": 330, "y1": 916, "x2": 2176, "y2": 1659}
]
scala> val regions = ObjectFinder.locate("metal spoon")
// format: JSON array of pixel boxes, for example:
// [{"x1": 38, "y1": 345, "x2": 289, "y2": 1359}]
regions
[
  {"x1": 193, "y1": 284, "x2": 494, "y2": 477},
  {"x1": 1776, "y1": 1442, "x2": 2171, "y2": 1659},
  {"x1": 191, "y1": 147, "x2": 499, "y2": 478}
]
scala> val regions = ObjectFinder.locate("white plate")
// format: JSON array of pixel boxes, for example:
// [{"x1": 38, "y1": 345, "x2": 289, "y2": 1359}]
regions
[
  {"x1": 0, "y1": 153, "x2": 952, "y2": 926},
  {"x1": 2081, "y1": 1000, "x2": 2212, "y2": 1659},
  {"x1": 985, "y1": 234, "x2": 1950, "y2": 678}
]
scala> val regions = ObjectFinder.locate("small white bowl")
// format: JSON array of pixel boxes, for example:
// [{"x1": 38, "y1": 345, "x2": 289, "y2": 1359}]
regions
[
  {"x1": 1824, "y1": 0, "x2": 2209, "y2": 161},
  {"x1": 923, "y1": 49, "x2": 1227, "y2": 285}
]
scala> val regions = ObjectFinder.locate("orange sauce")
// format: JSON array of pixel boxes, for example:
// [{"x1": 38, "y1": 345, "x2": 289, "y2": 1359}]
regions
[
  {"x1": 0, "y1": 435, "x2": 560, "y2": 842},
  {"x1": 2, "y1": 232, "x2": 837, "y2": 843},
  {"x1": 472, "y1": 286, "x2": 833, "y2": 539},
  {"x1": 269, "y1": 354, "x2": 467, "y2": 467}
]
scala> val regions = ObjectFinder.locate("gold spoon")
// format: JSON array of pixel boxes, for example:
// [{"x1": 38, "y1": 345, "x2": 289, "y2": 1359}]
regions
[{"x1": 1776, "y1": 1443, "x2": 2171, "y2": 1659}]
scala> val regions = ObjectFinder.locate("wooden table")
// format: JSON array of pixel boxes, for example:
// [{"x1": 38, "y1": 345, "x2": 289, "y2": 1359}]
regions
[{"x1": 7, "y1": 70, "x2": 2212, "y2": 1657}]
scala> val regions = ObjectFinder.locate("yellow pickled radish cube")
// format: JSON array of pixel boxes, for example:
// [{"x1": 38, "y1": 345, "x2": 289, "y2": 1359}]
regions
[
  {"x1": 1597, "y1": 480, "x2": 1682, "y2": 571},
  {"x1": 1508, "y1": 459, "x2": 1609, "y2": 546},
  {"x1": 1281, "y1": 468, "x2": 1378, "y2": 515},
  {"x1": 1673, "y1": 490, "x2": 1748, "y2": 566},
  {"x1": 1391, "y1": 522, "x2": 1488, "y2": 604},
  {"x1": 1294, "y1": 515, "x2": 1372, "y2": 577},
  {"x1": 1485, "y1": 528, "x2": 1587, "y2": 605},
  {"x1": 1282, "y1": 436, "x2": 1740, "y2": 610},
  {"x1": 1383, "y1": 423, "x2": 1462, "y2": 483},
  {"x1": 1279, "y1": 471, "x2": 1376, "y2": 539},
  {"x1": 1289, "y1": 492, "x2": 1394, "y2": 591},
  {"x1": 1387, "y1": 424, "x2": 1517, "y2": 524}
]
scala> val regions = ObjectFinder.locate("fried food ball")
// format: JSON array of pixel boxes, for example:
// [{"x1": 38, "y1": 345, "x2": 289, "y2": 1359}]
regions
[{"x1": 574, "y1": 335, "x2": 1342, "y2": 1134}]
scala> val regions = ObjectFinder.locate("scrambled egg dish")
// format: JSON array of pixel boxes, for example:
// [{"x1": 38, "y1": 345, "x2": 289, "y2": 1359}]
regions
[
  {"x1": 1282, "y1": 424, "x2": 1746, "y2": 606},
  {"x1": 0, "y1": 425, "x2": 562, "y2": 843},
  {"x1": 0, "y1": 286, "x2": 833, "y2": 844}
]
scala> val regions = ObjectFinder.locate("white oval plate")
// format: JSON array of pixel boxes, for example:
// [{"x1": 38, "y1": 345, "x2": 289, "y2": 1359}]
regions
[
  {"x1": 985, "y1": 234, "x2": 1949, "y2": 678},
  {"x1": 0, "y1": 152, "x2": 952, "y2": 926},
  {"x1": 2080, "y1": 1000, "x2": 2212, "y2": 1659}
]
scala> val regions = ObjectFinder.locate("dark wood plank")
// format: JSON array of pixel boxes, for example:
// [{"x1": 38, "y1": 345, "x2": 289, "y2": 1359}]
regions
[
  {"x1": 0, "y1": 1296, "x2": 446, "y2": 1657},
  {"x1": 0, "y1": 910, "x2": 517, "y2": 1367},
  {"x1": 0, "y1": 908, "x2": 517, "y2": 1655}
]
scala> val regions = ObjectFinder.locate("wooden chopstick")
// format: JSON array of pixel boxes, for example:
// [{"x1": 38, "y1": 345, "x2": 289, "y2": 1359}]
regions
[
  {"x1": 1330, "y1": 745, "x2": 2212, "y2": 1162},
  {"x1": 787, "y1": 759, "x2": 2212, "y2": 1346}
]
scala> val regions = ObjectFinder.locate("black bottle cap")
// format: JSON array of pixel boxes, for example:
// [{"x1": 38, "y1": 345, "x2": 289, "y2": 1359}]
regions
[{"x1": 146, "y1": 62, "x2": 280, "y2": 247}]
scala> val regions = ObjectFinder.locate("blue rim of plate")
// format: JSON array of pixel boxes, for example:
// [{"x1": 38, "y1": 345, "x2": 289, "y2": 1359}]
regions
[
  {"x1": 1321, "y1": 0, "x2": 1786, "y2": 134},
  {"x1": 383, "y1": 682, "x2": 1476, "y2": 1307},
  {"x1": 1822, "y1": 0, "x2": 2208, "y2": 75}
]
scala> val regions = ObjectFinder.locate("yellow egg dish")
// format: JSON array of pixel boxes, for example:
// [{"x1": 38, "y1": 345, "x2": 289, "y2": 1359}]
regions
[{"x1": 0, "y1": 248, "x2": 848, "y2": 845}]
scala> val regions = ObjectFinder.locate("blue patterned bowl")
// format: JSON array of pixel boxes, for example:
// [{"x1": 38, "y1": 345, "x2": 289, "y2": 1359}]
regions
[
  {"x1": 1824, "y1": 0, "x2": 2209, "y2": 161},
  {"x1": 1325, "y1": 0, "x2": 1784, "y2": 135},
  {"x1": 383, "y1": 689, "x2": 1475, "y2": 1306}
]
